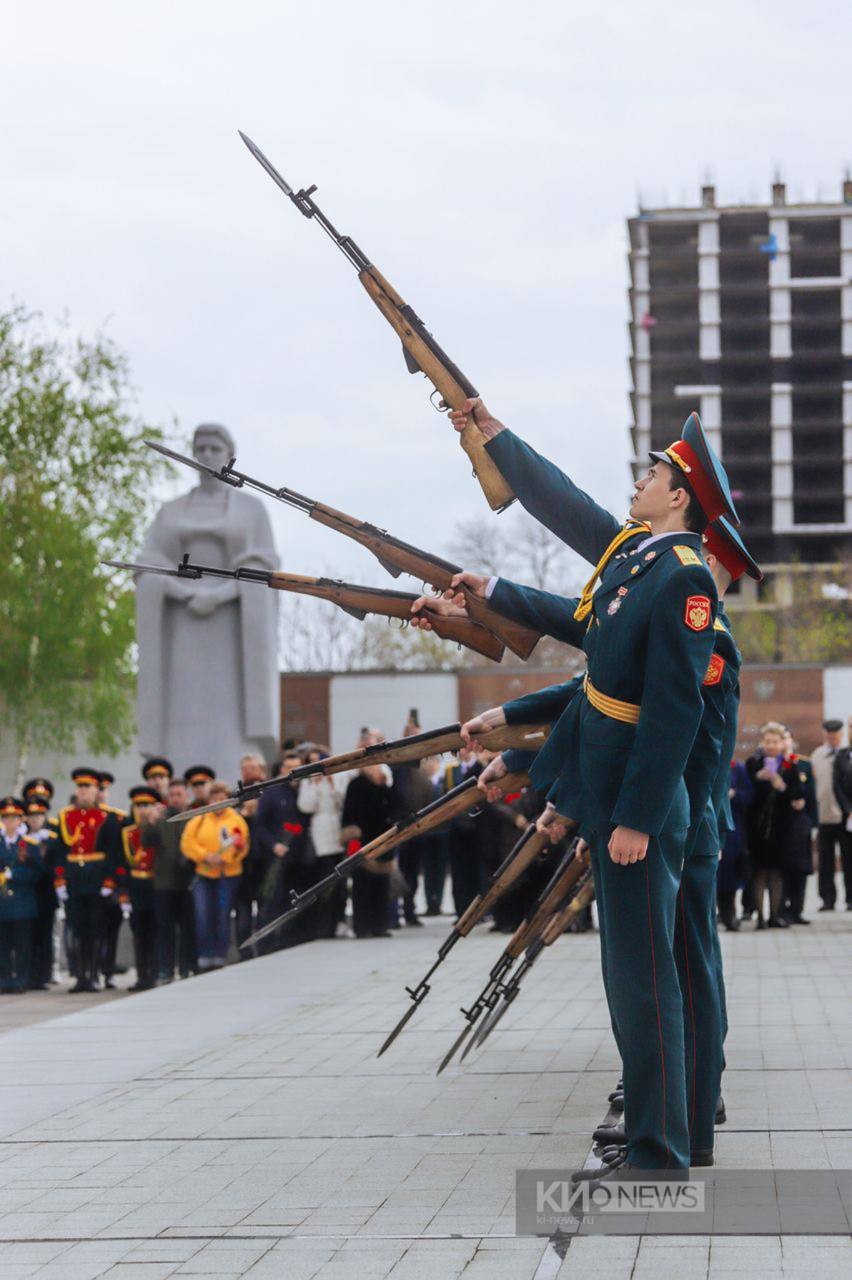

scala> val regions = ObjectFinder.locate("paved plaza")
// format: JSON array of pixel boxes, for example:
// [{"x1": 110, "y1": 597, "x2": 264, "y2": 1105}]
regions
[{"x1": 0, "y1": 889, "x2": 849, "y2": 1279}]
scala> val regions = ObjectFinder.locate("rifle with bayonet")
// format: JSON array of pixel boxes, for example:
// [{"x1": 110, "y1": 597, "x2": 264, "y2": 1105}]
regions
[
  {"x1": 237, "y1": 131, "x2": 515, "y2": 513},
  {"x1": 103, "y1": 555, "x2": 505, "y2": 663},
  {"x1": 239, "y1": 769, "x2": 531, "y2": 951},
  {"x1": 164, "y1": 721, "x2": 549, "y2": 823},
  {"x1": 378, "y1": 822, "x2": 558, "y2": 1057},
  {"x1": 436, "y1": 838, "x2": 590, "y2": 1073},
  {"x1": 470, "y1": 875, "x2": 596, "y2": 1054},
  {"x1": 145, "y1": 441, "x2": 539, "y2": 660}
]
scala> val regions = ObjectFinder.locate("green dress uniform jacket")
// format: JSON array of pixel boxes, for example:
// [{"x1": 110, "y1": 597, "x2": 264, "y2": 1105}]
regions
[
  {"x1": 487, "y1": 534, "x2": 719, "y2": 836},
  {"x1": 0, "y1": 836, "x2": 43, "y2": 921},
  {"x1": 481, "y1": 429, "x2": 732, "y2": 1168}
]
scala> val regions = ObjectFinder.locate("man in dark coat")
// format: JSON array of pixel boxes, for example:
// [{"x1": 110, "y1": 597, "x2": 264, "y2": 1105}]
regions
[
  {"x1": 0, "y1": 799, "x2": 43, "y2": 993},
  {"x1": 255, "y1": 754, "x2": 316, "y2": 949}
]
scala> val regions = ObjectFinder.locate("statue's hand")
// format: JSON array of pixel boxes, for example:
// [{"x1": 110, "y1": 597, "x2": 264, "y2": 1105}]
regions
[{"x1": 186, "y1": 582, "x2": 239, "y2": 617}]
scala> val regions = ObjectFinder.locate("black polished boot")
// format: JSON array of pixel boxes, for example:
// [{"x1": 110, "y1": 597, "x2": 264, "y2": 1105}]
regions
[{"x1": 593, "y1": 1122, "x2": 626, "y2": 1145}]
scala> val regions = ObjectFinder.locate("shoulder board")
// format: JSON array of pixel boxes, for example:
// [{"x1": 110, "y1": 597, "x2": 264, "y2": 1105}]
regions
[
  {"x1": 713, "y1": 618, "x2": 728, "y2": 634},
  {"x1": 23, "y1": 836, "x2": 40, "y2": 847},
  {"x1": 101, "y1": 804, "x2": 127, "y2": 819},
  {"x1": 672, "y1": 545, "x2": 702, "y2": 567}
]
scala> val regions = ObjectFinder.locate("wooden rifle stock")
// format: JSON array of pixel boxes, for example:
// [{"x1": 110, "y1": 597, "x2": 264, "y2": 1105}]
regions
[
  {"x1": 308, "y1": 502, "x2": 540, "y2": 660},
  {"x1": 307, "y1": 721, "x2": 547, "y2": 780},
  {"x1": 541, "y1": 878, "x2": 595, "y2": 945},
  {"x1": 508, "y1": 837, "x2": 587, "y2": 956},
  {"x1": 266, "y1": 571, "x2": 504, "y2": 662},
  {"x1": 454, "y1": 826, "x2": 551, "y2": 938},
  {"x1": 359, "y1": 267, "x2": 515, "y2": 513},
  {"x1": 353, "y1": 769, "x2": 530, "y2": 870}
]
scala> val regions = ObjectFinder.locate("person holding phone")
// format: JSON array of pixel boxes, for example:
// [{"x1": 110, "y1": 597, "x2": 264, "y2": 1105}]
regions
[{"x1": 745, "y1": 722, "x2": 805, "y2": 929}]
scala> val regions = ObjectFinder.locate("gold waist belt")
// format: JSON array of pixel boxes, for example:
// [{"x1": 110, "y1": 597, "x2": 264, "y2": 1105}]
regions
[
  {"x1": 583, "y1": 675, "x2": 641, "y2": 725},
  {"x1": 70, "y1": 852, "x2": 106, "y2": 863},
  {"x1": 130, "y1": 869, "x2": 154, "y2": 879}
]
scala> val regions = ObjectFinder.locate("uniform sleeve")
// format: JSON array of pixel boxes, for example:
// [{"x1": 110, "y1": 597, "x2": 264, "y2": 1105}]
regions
[
  {"x1": 490, "y1": 579, "x2": 586, "y2": 648},
  {"x1": 611, "y1": 567, "x2": 717, "y2": 836},
  {"x1": 683, "y1": 656, "x2": 729, "y2": 856},
  {"x1": 504, "y1": 677, "x2": 583, "y2": 726},
  {"x1": 485, "y1": 429, "x2": 621, "y2": 562},
  {"x1": 501, "y1": 748, "x2": 540, "y2": 774}
]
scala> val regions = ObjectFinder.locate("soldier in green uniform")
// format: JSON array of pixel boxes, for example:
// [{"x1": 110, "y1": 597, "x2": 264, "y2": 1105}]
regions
[
  {"x1": 184, "y1": 766, "x2": 215, "y2": 810},
  {"x1": 417, "y1": 411, "x2": 738, "y2": 1178},
  {"x1": 22, "y1": 779, "x2": 58, "y2": 832},
  {"x1": 54, "y1": 768, "x2": 121, "y2": 993},
  {"x1": 23, "y1": 795, "x2": 58, "y2": 989},
  {"x1": 142, "y1": 757, "x2": 174, "y2": 803},
  {"x1": 0, "y1": 798, "x2": 43, "y2": 993},
  {"x1": 98, "y1": 771, "x2": 127, "y2": 989},
  {"x1": 120, "y1": 786, "x2": 160, "y2": 991}
]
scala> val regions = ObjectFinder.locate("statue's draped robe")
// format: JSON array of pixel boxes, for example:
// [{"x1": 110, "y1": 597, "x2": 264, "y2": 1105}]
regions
[{"x1": 135, "y1": 487, "x2": 279, "y2": 773}]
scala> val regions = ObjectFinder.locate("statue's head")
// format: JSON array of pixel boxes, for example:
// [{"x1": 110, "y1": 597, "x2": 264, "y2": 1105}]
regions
[{"x1": 192, "y1": 423, "x2": 236, "y2": 471}]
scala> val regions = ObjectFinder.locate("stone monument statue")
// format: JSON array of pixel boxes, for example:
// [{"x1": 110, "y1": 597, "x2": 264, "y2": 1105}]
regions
[{"x1": 135, "y1": 423, "x2": 280, "y2": 775}]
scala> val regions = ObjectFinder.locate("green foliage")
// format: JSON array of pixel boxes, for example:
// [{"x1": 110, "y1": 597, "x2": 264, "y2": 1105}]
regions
[
  {"x1": 0, "y1": 304, "x2": 172, "y2": 769},
  {"x1": 733, "y1": 563, "x2": 852, "y2": 665}
]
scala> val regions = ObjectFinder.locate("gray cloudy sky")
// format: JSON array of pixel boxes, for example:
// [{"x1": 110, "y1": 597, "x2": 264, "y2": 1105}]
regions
[{"x1": 3, "y1": 1, "x2": 848, "y2": 581}]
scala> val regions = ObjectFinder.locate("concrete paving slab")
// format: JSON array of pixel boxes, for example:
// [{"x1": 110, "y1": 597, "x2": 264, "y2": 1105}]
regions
[{"x1": 0, "y1": 885, "x2": 846, "y2": 1277}]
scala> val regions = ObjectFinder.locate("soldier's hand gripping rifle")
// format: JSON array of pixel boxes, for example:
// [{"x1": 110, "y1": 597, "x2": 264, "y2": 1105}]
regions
[
  {"x1": 103, "y1": 556, "x2": 505, "y2": 662},
  {"x1": 469, "y1": 874, "x2": 596, "y2": 1054},
  {"x1": 238, "y1": 769, "x2": 531, "y2": 951},
  {"x1": 164, "y1": 721, "x2": 549, "y2": 823},
  {"x1": 436, "y1": 838, "x2": 589, "y2": 1074},
  {"x1": 237, "y1": 132, "x2": 515, "y2": 513},
  {"x1": 145, "y1": 442, "x2": 539, "y2": 660},
  {"x1": 377, "y1": 822, "x2": 555, "y2": 1057}
]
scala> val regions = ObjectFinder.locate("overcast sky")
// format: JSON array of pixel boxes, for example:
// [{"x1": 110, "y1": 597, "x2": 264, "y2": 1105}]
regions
[{"x1": 3, "y1": 1, "x2": 848, "y2": 583}]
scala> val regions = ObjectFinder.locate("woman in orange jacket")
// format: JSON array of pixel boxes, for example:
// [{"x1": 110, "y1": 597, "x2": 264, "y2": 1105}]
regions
[{"x1": 180, "y1": 781, "x2": 249, "y2": 969}]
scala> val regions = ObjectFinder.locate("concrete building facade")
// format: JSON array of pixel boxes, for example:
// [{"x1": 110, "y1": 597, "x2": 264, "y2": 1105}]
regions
[{"x1": 628, "y1": 178, "x2": 852, "y2": 608}]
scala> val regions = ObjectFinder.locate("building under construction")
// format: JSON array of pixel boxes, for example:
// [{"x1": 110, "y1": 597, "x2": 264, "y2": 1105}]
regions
[{"x1": 628, "y1": 179, "x2": 852, "y2": 607}]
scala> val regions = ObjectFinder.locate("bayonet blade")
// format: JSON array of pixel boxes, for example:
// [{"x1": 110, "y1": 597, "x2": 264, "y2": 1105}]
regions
[
  {"x1": 436, "y1": 1012, "x2": 482, "y2": 1076},
  {"x1": 145, "y1": 440, "x2": 243, "y2": 488},
  {"x1": 102, "y1": 559, "x2": 197, "y2": 579},
  {"x1": 238, "y1": 130, "x2": 296, "y2": 198},
  {"x1": 472, "y1": 995, "x2": 512, "y2": 1049},
  {"x1": 376, "y1": 999, "x2": 422, "y2": 1058},
  {"x1": 167, "y1": 795, "x2": 235, "y2": 823}
]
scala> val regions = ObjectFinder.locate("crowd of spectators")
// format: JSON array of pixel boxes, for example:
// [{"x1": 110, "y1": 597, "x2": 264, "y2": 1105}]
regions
[
  {"x1": 0, "y1": 720, "x2": 576, "y2": 995},
  {"x1": 4, "y1": 709, "x2": 848, "y2": 995},
  {"x1": 718, "y1": 715, "x2": 852, "y2": 929}
]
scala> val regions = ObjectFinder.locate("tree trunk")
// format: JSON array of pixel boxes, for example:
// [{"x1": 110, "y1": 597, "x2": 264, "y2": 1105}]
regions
[
  {"x1": 13, "y1": 722, "x2": 32, "y2": 797},
  {"x1": 13, "y1": 631, "x2": 40, "y2": 794}
]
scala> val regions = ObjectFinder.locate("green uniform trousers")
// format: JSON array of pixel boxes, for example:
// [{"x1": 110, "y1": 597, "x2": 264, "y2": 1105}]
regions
[
  {"x1": 674, "y1": 855, "x2": 725, "y2": 1153},
  {"x1": 590, "y1": 811, "x2": 689, "y2": 1171}
]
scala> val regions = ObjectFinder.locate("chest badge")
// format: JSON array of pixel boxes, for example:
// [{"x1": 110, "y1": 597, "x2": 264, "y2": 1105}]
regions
[
  {"x1": 644, "y1": 550, "x2": 656, "y2": 561},
  {"x1": 607, "y1": 598, "x2": 622, "y2": 615}
]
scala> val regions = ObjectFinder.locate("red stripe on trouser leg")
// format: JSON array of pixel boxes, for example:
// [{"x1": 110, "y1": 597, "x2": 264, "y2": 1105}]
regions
[
  {"x1": 679, "y1": 888, "x2": 698, "y2": 1137},
  {"x1": 644, "y1": 858, "x2": 671, "y2": 1168}
]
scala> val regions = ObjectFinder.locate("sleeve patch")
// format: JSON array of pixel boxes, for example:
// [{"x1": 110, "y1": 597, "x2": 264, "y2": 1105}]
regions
[
  {"x1": 703, "y1": 653, "x2": 726, "y2": 685},
  {"x1": 684, "y1": 594, "x2": 712, "y2": 631},
  {"x1": 673, "y1": 545, "x2": 702, "y2": 566}
]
